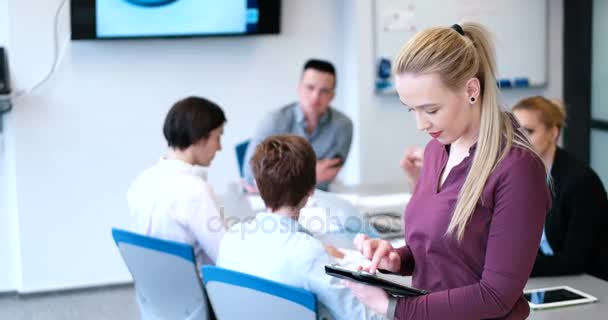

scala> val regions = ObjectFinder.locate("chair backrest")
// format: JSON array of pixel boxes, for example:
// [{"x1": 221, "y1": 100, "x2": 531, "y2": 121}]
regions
[
  {"x1": 112, "y1": 228, "x2": 209, "y2": 320},
  {"x1": 235, "y1": 140, "x2": 250, "y2": 178},
  {"x1": 201, "y1": 266, "x2": 317, "y2": 320}
]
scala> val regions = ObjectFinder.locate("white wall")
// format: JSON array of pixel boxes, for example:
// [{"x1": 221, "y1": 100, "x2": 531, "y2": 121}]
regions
[
  {"x1": 2, "y1": 0, "x2": 564, "y2": 292},
  {"x1": 0, "y1": 0, "x2": 21, "y2": 293},
  {"x1": 500, "y1": 0, "x2": 563, "y2": 105},
  {"x1": 5, "y1": 0, "x2": 347, "y2": 292},
  {"x1": 0, "y1": 116, "x2": 20, "y2": 294},
  {"x1": 0, "y1": 0, "x2": 7, "y2": 43}
]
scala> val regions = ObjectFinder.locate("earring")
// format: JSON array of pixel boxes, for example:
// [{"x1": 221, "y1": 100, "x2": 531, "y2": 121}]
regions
[{"x1": 469, "y1": 97, "x2": 476, "y2": 103}]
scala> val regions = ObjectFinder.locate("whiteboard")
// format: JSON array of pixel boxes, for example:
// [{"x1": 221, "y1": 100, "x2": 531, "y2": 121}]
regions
[{"x1": 374, "y1": 0, "x2": 548, "y2": 93}]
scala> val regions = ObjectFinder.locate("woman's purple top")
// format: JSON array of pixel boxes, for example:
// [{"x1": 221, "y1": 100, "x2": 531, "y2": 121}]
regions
[{"x1": 394, "y1": 139, "x2": 549, "y2": 319}]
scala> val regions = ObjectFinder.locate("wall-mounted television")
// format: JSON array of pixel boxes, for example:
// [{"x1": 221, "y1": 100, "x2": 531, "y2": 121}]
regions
[{"x1": 71, "y1": 0, "x2": 281, "y2": 40}]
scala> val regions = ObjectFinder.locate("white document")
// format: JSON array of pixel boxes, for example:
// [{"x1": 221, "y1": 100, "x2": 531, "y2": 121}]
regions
[{"x1": 357, "y1": 193, "x2": 411, "y2": 210}]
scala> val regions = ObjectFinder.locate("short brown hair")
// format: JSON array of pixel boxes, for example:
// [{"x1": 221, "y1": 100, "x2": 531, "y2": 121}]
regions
[
  {"x1": 250, "y1": 135, "x2": 316, "y2": 211},
  {"x1": 512, "y1": 96, "x2": 567, "y2": 131}
]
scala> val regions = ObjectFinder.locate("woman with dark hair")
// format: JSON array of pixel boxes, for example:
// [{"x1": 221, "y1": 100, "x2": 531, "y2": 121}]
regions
[
  {"x1": 127, "y1": 96, "x2": 227, "y2": 267},
  {"x1": 513, "y1": 96, "x2": 608, "y2": 281}
]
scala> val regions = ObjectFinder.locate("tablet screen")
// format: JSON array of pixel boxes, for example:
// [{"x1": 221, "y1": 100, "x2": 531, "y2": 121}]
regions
[{"x1": 524, "y1": 288, "x2": 586, "y2": 304}]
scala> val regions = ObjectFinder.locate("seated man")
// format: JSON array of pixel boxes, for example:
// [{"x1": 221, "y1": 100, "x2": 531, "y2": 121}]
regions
[
  {"x1": 218, "y1": 135, "x2": 381, "y2": 320},
  {"x1": 243, "y1": 59, "x2": 353, "y2": 191},
  {"x1": 127, "y1": 96, "x2": 226, "y2": 267}
]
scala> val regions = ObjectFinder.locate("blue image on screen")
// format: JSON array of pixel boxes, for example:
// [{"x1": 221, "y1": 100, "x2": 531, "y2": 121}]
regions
[
  {"x1": 97, "y1": 0, "x2": 248, "y2": 38},
  {"x1": 124, "y1": 0, "x2": 178, "y2": 7}
]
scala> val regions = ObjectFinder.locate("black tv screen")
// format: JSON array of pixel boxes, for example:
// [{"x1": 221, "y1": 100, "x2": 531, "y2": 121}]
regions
[{"x1": 71, "y1": 0, "x2": 281, "y2": 40}]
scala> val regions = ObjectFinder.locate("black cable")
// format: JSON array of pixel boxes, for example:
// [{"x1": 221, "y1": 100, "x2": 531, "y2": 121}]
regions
[
  {"x1": 0, "y1": 100, "x2": 12, "y2": 116},
  {"x1": 0, "y1": 94, "x2": 11, "y2": 116}
]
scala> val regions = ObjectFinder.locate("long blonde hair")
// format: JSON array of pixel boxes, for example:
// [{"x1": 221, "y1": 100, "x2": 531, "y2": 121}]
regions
[{"x1": 394, "y1": 23, "x2": 537, "y2": 241}]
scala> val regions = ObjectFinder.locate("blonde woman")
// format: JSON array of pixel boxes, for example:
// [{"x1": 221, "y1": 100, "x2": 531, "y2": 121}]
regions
[
  {"x1": 343, "y1": 23, "x2": 550, "y2": 319},
  {"x1": 513, "y1": 96, "x2": 608, "y2": 281}
]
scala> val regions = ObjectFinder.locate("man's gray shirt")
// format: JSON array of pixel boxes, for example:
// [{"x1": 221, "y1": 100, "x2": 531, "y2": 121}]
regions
[{"x1": 243, "y1": 102, "x2": 353, "y2": 191}]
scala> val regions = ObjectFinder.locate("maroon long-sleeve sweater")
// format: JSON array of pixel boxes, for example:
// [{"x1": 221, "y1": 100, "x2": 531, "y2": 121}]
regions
[{"x1": 394, "y1": 138, "x2": 549, "y2": 320}]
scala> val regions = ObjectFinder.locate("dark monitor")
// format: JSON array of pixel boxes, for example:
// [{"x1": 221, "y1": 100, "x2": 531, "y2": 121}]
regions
[{"x1": 0, "y1": 47, "x2": 10, "y2": 95}]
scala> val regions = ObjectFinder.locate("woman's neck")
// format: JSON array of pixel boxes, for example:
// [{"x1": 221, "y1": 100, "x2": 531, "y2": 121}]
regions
[
  {"x1": 542, "y1": 144, "x2": 557, "y2": 171},
  {"x1": 271, "y1": 206, "x2": 300, "y2": 220},
  {"x1": 453, "y1": 105, "x2": 481, "y2": 152},
  {"x1": 166, "y1": 148, "x2": 195, "y2": 165}
]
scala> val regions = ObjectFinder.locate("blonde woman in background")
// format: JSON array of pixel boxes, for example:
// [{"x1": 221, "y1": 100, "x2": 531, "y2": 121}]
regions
[
  {"x1": 343, "y1": 23, "x2": 550, "y2": 319},
  {"x1": 513, "y1": 96, "x2": 608, "y2": 281}
]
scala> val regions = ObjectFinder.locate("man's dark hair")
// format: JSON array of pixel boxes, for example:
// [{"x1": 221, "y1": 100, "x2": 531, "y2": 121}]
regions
[
  {"x1": 251, "y1": 135, "x2": 316, "y2": 211},
  {"x1": 163, "y1": 96, "x2": 226, "y2": 150},
  {"x1": 303, "y1": 59, "x2": 337, "y2": 86}
]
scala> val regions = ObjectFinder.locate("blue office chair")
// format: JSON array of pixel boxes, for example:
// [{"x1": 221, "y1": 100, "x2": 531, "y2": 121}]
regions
[
  {"x1": 235, "y1": 140, "x2": 250, "y2": 178},
  {"x1": 201, "y1": 266, "x2": 317, "y2": 320},
  {"x1": 111, "y1": 228, "x2": 210, "y2": 320}
]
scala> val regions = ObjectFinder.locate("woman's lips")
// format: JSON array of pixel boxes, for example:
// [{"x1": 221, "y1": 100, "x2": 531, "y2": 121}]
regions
[{"x1": 429, "y1": 131, "x2": 442, "y2": 138}]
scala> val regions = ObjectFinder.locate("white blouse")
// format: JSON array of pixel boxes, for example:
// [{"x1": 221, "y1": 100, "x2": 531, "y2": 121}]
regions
[{"x1": 127, "y1": 158, "x2": 225, "y2": 266}]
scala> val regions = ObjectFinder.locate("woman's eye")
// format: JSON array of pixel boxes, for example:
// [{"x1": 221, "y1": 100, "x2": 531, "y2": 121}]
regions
[{"x1": 427, "y1": 109, "x2": 438, "y2": 114}]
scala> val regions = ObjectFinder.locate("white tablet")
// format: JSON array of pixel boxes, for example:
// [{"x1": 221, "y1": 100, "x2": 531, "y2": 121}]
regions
[{"x1": 524, "y1": 285, "x2": 598, "y2": 309}]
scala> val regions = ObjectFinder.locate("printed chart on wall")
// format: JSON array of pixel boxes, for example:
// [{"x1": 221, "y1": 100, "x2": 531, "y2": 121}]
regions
[{"x1": 374, "y1": 0, "x2": 548, "y2": 93}]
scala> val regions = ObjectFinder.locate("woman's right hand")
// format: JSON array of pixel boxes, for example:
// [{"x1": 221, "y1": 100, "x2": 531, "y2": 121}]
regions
[
  {"x1": 354, "y1": 234, "x2": 401, "y2": 273},
  {"x1": 400, "y1": 146, "x2": 423, "y2": 188}
]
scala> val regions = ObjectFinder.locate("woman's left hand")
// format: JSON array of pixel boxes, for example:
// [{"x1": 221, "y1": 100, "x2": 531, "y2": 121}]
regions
[{"x1": 342, "y1": 280, "x2": 390, "y2": 315}]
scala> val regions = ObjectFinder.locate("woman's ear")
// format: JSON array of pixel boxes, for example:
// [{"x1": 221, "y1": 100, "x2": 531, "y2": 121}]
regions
[
  {"x1": 551, "y1": 126, "x2": 560, "y2": 143},
  {"x1": 194, "y1": 135, "x2": 210, "y2": 148},
  {"x1": 465, "y1": 77, "x2": 481, "y2": 103}
]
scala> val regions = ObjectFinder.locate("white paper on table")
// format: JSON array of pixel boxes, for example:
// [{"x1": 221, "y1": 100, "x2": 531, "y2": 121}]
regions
[
  {"x1": 333, "y1": 193, "x2": 361, "y2": 206},
  {"x1": 357, "y1": 193, "x2": 412, "y2": 209}
]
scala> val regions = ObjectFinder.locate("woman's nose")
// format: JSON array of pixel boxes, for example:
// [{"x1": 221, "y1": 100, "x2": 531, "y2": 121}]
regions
[{"x1": 415, "y1": 112, "x2": 431, "y2": 131}]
